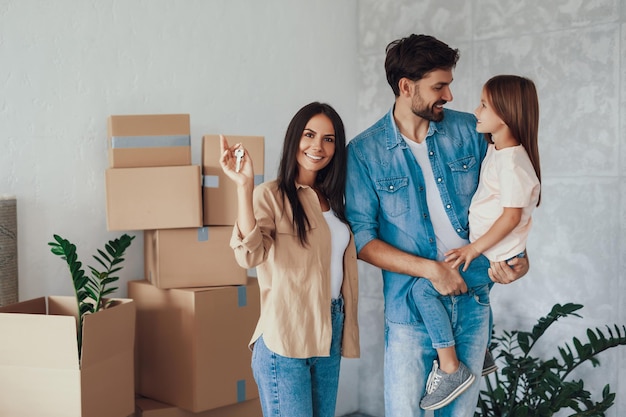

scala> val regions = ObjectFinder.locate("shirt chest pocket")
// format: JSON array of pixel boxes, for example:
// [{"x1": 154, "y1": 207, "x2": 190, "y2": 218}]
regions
[
  {"x1": 275, "y1": 214, "x2": 319, "y2": 277},
  {"x1": 448, "y1": 156, "x2": 479, "y2": 197},
  {"x1": 376, "y1": 177, "x2": 409, "y2": 217},
  {"x1": 275, "y1": 214, "x2": 318, "y2": 235}
]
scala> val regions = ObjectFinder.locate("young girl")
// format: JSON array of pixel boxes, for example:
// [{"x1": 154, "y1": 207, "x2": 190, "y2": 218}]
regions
[
  {"x1": 417, "y1": 75, "x2": 541, "y2": 410},
  {"x1": 219, "y1": 102, "x2": 360, "y2": 417}
]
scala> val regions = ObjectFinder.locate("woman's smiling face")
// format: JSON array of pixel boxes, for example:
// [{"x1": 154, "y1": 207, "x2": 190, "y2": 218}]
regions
[{"x1": 296, "y1": 113, "x2": 336, "y2": 183}]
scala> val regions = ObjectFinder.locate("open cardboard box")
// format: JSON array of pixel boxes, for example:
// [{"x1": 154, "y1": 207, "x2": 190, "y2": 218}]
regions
[{"x1": 0, "y1": 296, "x2": 136, "y2": 417}]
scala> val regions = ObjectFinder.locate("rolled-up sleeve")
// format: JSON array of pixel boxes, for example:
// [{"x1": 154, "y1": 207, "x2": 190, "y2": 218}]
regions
[
  {"x1": 229, "y1": 184, "x2": 276, "y2": 269},
  {"x1": 229, "y1": 222, "x2": 265, "y2": 269}
]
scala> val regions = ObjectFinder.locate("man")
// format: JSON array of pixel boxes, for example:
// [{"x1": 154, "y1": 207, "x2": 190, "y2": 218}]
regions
[{"x1": 345, "y1": 34, "x2": 528, "y2": 416}]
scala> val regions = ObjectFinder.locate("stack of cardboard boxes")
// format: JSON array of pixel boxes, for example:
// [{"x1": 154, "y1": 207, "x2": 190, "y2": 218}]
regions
[{"x1": 105, "y1": 114, "x2": 265, "y2": 417}]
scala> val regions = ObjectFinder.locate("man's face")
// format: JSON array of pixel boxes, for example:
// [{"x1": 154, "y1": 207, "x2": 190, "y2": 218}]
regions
[{"x1": 410, "y1": 69, "x2": 454, "y2": 122}]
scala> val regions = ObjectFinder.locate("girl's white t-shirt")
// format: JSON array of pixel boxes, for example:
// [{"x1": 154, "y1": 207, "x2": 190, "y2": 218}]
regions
[{"x1": 469, "y1": 144, "x2": 540, "y2": 261}]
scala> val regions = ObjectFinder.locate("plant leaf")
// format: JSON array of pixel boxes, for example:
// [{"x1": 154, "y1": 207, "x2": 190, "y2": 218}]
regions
[{"x1": 477, "y1": 303, "x2": 625, "y2": 417}]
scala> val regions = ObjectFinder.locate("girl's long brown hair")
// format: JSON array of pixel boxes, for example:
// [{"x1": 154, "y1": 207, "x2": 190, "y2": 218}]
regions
[{"x1": 484, "y1": 75, "x2": 541, "y2": 206}]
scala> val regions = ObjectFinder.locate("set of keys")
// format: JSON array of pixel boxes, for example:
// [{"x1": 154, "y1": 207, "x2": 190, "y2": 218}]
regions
[{"x1": 234, "y1": 148, "x2": 244, "y2": 173}]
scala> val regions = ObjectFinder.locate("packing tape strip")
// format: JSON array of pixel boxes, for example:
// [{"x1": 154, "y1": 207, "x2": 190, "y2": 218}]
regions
[
  {"x1": 197, "y1": 227, "x2": 209, "y2": 242},
  {"x1": 238, "y1": 286, "x2": 247, "y2": 307},
  {"x1": 237, "y1": 380, "x2": 246, "y2": 402},
  {"x1": 111, "y1": 134, "x2": 190, "y2": 149},
  {"x1": 203, "y1": 174, "x2": 264, "y2": 188},
  {"x1": 202, "y1": 175, "x2": 219, "y2": 188}
]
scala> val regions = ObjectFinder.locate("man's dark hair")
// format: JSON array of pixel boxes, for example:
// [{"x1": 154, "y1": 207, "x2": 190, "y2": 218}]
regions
[{"x1": 385, "y1": 34, "x2": 460, "y2": 96}]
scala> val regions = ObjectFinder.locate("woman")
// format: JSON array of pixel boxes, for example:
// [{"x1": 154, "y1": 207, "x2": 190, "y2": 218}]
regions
[{"x1": 219, "y1": 101, "x2": 359, "y2": 417}]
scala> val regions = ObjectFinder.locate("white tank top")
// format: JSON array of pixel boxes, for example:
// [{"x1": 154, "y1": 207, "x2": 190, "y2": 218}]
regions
[{"x1": 322, "y1": 209, "x2": 349, "y2": 299}]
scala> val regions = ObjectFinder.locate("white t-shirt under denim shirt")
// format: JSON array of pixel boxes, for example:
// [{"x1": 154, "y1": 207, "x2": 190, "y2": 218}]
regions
[
  {"x1": 469, "y1": 143, "x2": 540, "y2": 262},
  {"x1": 323, "y1": 209, "x2": 350, "y2": 299},
  {"x1": 404, "y1": 135, "x2": 468, "y2": 261}
]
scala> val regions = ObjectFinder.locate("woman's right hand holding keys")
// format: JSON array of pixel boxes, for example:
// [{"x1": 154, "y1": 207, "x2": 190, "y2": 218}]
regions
[
  {"x1": 219, "y1": 134, "x2": 256, "y2": 235},
  {"x1": 219, "y1": 134, "x2": 255, "y2": 189}
]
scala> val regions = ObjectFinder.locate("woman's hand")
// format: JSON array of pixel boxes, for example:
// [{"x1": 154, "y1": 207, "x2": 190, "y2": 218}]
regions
[{"x1": 219, "y1": 134, "x2": 255, "y2": 187}]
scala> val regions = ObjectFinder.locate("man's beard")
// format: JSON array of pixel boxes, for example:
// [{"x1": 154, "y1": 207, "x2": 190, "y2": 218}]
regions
[{"x1": 411, "y1": 97, "x2": 447, "y2": 122}]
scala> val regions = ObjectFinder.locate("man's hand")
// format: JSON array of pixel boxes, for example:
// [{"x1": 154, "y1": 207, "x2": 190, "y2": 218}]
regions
[
  {"x1": 428, "y1": 261, "x2": 468, "y2": 296},
  {"x1": 357, "y1": 240, "x2": 467, "y2": 295},
  {"x1": 489, "y1": 253, "x2": 529, "y2": 284}
]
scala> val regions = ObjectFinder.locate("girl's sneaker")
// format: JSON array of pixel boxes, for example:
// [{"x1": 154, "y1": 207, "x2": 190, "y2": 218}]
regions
[{"x1": 420, "y1": 360, "x2": 475, "y2": 410}]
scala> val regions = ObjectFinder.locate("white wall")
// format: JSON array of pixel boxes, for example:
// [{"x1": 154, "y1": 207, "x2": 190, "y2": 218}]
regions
[
  {"x1": 356, "y1": 0, "x2": 626, "y2": 416},
  {"x1": 0, "y1": 1, "x2": 359, "y2": 415}
]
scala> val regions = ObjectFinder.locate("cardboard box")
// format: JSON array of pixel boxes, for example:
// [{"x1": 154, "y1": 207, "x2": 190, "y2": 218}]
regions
[
  {"x1": 145, "y1": 227, "x2": 247, "y2": 289},
  {"x1": 108, "y1": 114, "x2": 191, "y2": 168},
  {"x1": 135, "y1": 396, "x2": 261, "y2": 417},
  {"x1": 129, "y1": 279, "x2": 260, "y2": 413},
  {"x1": 202, "y1": 135, "x2": 265, "y2": 226},
  {"x1": 106, "y1": 165, "x2": 203, "y2": 231},
  {"x1": 0, "y1": 297, "x2": 136, "y2": 417}
]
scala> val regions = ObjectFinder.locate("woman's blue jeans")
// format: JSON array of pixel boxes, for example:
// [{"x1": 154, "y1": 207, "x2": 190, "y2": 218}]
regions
[{"x1": 251, "y1": 298, "x2": 344, "y2": 417}]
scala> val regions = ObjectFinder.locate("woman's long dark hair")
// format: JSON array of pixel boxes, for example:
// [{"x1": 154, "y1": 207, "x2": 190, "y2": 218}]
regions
[{"x1": 276, "y1": 102, "x2": 347, "y2": 246}]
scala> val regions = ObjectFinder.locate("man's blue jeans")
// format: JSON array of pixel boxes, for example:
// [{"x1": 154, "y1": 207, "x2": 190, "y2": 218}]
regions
[
  {"x1": 385, "y1": 284, "x2": 491, "y2": 417},
  {"x1": 251, "y1": 298, "x2": 344, "y2": 417}
]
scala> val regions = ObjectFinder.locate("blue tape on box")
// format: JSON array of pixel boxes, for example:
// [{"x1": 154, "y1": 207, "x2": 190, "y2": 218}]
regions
[
  {"x1": 237, "y1": 380, "x2": 246, "y2": 402},
  {"x1": 197, "y1": 227, "x2": 209, "y2": 242},
  {"x1": 238, "y1": 286, "x2": 247, "y2": 307},
  {"x1": 111, "y1": 135, "x2": 190, "y2": 149},
  {"x1": 202, "y1": 175, "x2": 219, "y2": 188}
]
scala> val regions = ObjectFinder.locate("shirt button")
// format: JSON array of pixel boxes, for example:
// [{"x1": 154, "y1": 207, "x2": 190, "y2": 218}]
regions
[
  {"x1": 389, "y1": 185, "x2": 394, "y2": 190},
  {"x1": 437, "y1": 178, "x2": 442, "y2": 182},
  {"x1": 463, "y1": 164, "x2": 467, "y2": 169},
  {"x1": 446, "y1": 204, "x2": 451, "y2": 209},
  {"x1": 456, "y1": 228, "x2": 462, "y2": 232},
  {"x1": 429, "y1": 151, "x2": 434, "y2": 156}
]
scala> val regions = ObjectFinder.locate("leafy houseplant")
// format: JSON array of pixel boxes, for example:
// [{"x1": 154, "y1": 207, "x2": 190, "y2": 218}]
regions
[
  {"x1": 48, "y1": 233, "x2": 135, "y2": 358},
  {"x1": 476, "y1": 303, "x2": 626, "y2": 417}
]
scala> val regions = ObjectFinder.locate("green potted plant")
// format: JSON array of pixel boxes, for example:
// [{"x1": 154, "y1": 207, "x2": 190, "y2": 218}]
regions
[
  {"x1": 48, "y1": 233, "x2": 135, "y2": 357},
  {"x1": 477, "y1": 303, "x2": 626, "y2": 416}
]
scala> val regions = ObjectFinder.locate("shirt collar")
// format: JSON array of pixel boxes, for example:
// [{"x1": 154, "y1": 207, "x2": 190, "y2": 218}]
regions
[
  {"x1": 385, "y1": 106, "x2": 446, "y2": 149},
  {"x1": 295, "y1": 182, "x2": 314, "y2": 190}
]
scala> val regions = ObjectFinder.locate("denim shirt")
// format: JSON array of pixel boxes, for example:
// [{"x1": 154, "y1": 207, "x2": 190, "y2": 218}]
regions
[{"x1": 345, "y1": 107, "x2": 490, "y2": 323}]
